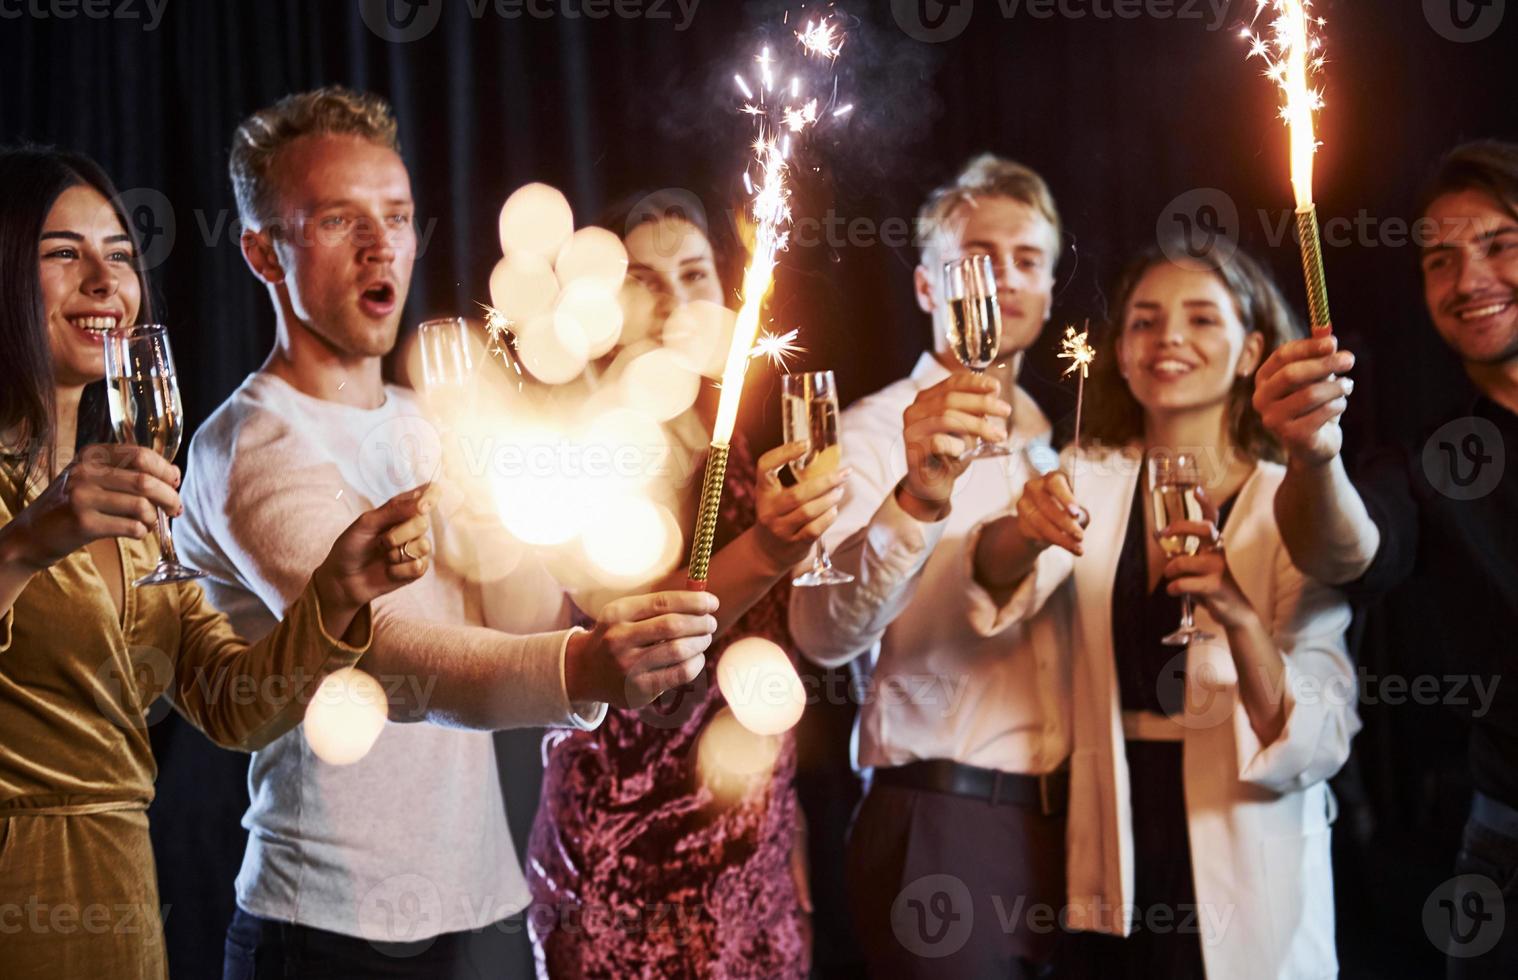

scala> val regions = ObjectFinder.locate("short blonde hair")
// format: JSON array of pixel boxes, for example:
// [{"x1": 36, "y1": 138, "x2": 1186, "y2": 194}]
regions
[
  {"x1": 229, "y1": 86, "x2": 400, "y2": 228},
  {"x1": 916, "y1": 153, "x2": 1062, "y2": 266}
]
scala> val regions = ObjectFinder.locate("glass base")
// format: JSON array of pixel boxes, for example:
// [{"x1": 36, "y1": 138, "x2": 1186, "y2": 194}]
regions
[
  {"x1": 1160, "y1": 624, "x2": 1215, "y2": 647},
  {"x1": 961, "y1": 440, "x2": 1014, "y2": 460},
  {"x1": 134, "y1": 561, "x2": 208, "y2": 587},
  {"x1": 792, "y1": 566, "x2": 856, "y2": 588}
]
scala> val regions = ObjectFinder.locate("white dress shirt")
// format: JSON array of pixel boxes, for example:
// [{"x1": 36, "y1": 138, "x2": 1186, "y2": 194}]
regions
[{"x1": 788, "y1": 353, "x2": 1072, "y2": 776}]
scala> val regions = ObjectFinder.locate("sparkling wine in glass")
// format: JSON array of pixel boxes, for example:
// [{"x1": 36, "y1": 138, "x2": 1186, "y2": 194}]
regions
[
  {"x1": 104, "y1": 324, "x2": 206, "y2": 586},
  {"x1": 943, "y1": 254, "x2": 1011, "y2": 459},
  {"x1": 1149, "y1": 451, "x2": 1215, "y2": 646},
  {"x1": 781, "y1": 371, "x2": 854, "y2": 588}
]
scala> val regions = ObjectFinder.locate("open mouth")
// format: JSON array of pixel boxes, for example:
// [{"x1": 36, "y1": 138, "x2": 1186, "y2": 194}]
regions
[
  {"x1": 65, "y1": 314, "x2": 121, "y2": 342},
  {"x1": 1455, "y1": 299, "x2": 1514, "y2": 324},
  {"x1": 358, "y1": 281, "x2": 397, "y2": 318},
  {"x1": 1147, "y1": 357, "x2": 1196, "y2": 380}
]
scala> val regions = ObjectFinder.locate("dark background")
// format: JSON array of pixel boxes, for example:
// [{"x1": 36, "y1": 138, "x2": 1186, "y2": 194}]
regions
[{"x1": 3, "y1": 0, "x2": 1515, "y2": 977}]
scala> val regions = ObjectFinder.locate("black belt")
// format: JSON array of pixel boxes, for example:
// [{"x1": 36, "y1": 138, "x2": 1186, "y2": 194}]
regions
[{"x1": 873, "y1": 759, "x2": 1068, "y2": 816}]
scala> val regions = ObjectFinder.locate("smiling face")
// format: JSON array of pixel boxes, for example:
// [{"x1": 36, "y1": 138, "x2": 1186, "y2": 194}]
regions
[
  {"x1": 917, "y1": 195, "x2": 1058, "y2": 359},
  {"x1": 252, "y1": 134, "x2": 416, "y2": 358},
  {"x1": 1116, "y1": 260, "x2": 1264, "y2": 421},
  {"x1": 38, "y1": 183, "x2": 143, "y2": 387},
  {"x1": 1420, "y1": 189, "x2": 1518, "y2": 368}
]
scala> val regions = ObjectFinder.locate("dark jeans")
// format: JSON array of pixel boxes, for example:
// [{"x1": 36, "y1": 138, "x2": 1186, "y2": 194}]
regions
[
  {"x1": 845, "y1": 779, "x2": 1066, "y2": 980},
  {"x1": 223, "y1": 907, "x2": 526, "y2": 980},
  {"x1": 1446, "y1": 793, "x2": 1518, "y2": 979}
]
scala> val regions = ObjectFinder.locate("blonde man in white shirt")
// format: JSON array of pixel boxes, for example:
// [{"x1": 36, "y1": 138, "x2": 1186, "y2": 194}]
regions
[
  {"x1": 788, "y1": 154, "x2": 1074, "y2": 979},
  {"x1": 172, "y1": 87, "x2": 719, "y2": 980}
]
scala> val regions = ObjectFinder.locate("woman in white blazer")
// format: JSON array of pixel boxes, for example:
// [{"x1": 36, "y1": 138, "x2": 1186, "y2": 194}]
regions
[{"x1": 965, "y1": 242, "x2": 1360, "y2": 979}]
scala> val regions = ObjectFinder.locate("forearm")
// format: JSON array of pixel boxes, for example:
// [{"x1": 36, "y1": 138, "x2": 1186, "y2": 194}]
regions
[
  {"x1": 972, "y1": 512, "x2": 1044, "y2": 605},
  {"x1": 789, "y1": 489, "x2": 945, "y2": 667},
  {"x1": 311, "y1": 568, "x2": 368, "y2": 646},
  {"x1": 0, "y1": 525, "x2": 42, "y2": 624},
  {"x1": 1224, "y1": 610, "x2": 1289, "y2": 746},
  {"x1": 361, "y1": 612, "x2": 586, "y2": 730},
  {"x1": 1276, "y1": 456, "x2": 1379, "y2": 585}
]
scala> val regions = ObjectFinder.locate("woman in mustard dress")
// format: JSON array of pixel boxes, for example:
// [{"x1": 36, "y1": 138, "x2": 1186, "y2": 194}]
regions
[{"x1": 0, "y1": 146, "x2": 436, "y2": 978}]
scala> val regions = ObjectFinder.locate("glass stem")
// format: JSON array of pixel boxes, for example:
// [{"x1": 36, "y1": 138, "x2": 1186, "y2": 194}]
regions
[
  {"x1": 815, "y1": 542, "x2": 834, "y2": 573},
  {"x1": 1180, "y1": 593, "x2": 1196, "y2": 632},
  {"x1": 155, "y1": 507, "x2": 181, "y2": 566}
]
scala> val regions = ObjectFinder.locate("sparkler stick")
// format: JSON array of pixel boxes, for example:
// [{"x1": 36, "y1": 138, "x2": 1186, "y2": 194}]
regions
[
  {"x1": 686, "y1": 15, "x2": 848, "y2": 590},
  {"x1": 1057, "y1": 323, "x2": 1096, "y2": 493},
  {"x1": 1244, "y1": 0, "x2": 1332, "y2": 333}
]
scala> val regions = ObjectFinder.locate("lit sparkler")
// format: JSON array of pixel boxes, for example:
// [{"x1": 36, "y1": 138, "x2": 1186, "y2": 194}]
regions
[
  {"x1": 1243, "y1": 0, "x2": 1332, "y2": 333},
  {"x1": 687, "y1": 13, "x2": 850, "y2": 589},
  {"x1": 749, "y1": 328, "x2": 804, "y2": 371},
  {"x1": 1057, "y1": 323, "x2": 1096, "y2": 492}
]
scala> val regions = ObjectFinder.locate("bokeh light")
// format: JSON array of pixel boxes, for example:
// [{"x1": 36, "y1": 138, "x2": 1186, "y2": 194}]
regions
[
  {"x1": 715, "y1": 636, "x2": 805, "y2": 736},
  {"x1": 498, "y1": 182, "x2": 575, "y2": 261},
  {"x1": 302, "y1": 668, "x2": 388, "y2": 766}
]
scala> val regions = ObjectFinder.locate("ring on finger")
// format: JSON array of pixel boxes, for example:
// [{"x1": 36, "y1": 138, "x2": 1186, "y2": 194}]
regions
[{"x1": 399, "y1": 541, "x2": 416, "y2": 562}]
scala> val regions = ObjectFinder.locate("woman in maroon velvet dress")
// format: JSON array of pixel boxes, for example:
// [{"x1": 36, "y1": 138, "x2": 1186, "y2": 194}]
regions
[{"x1": 526, "y1": 192, "x2": 843, "y2": 978}]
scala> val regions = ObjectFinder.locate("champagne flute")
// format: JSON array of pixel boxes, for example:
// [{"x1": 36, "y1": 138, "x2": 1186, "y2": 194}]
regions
[
  {"x1": 417, "y1": 317, "x2": 477, "y2": 394},
  {"x1": 1148, "y1": 451, "x2": 1215, "y2": 646},
  {"x1": 103, "y1": 324, "x2": 206, "y2": 586},
  {"x1": 781, "y1": 371, "x2": 854, "y2": 588},
  {"x1": 942, "y1": 254, "x2": 1011, "y2": 458}
]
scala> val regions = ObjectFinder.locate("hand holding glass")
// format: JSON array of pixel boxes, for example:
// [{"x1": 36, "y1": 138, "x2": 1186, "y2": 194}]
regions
[
  {"x1": 1149, "y1": 451, "x2": 1216, "y2": 646},
  {"x1": 781, "y1": 371, "x2": 854, "y2": 588},
  {"x1": 103, "y1": 324, "x2": 206, "y2": 586},
  {"x1": 942, "y1": 254, "x2": 1011, "y2": 458}
]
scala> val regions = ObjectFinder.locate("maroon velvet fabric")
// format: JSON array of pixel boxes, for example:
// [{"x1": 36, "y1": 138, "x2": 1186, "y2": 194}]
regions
[{"x1": 526, "y1": 437, "x2": 807, "y2": 979}]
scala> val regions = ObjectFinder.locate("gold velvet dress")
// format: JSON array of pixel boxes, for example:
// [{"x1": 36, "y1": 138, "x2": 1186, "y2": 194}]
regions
[{"x1": 0, "y1": 464, "x2": 373, "y2": 978}]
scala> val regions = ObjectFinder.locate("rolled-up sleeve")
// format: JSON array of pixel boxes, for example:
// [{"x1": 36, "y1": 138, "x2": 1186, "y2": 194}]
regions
[
  {"x1": 788, "y1": 397, "x2": 949, "y2": 667},
  {"x1": 1235, "y1": 544, "x2": 1360, "y2": 793},
  {"x1": 959, "y1": 509, "x2": 1076, "y2": 638}
]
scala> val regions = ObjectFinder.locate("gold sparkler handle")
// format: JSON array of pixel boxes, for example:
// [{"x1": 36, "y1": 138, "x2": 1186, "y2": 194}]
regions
[
  {"x1": 686, "y1": 441, "x2": 732, "y2": 591},
  {"x1": 1296, "y1": 205, "x2": 1332, "y2": 333}
]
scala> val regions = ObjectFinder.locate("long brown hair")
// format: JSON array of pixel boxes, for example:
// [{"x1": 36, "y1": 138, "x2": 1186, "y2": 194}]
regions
[
  {"x1": 0, "y1": 146, "x2": 155, "y2": 489},
  {"x1": 1081, "y1": 241, "x2": 1301, "y2": 462}
]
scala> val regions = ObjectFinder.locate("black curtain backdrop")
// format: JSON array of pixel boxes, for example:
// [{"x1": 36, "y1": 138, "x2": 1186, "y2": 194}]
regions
[{"x1": 4, "y1": 2, "x2": 1516, "y2": 978}]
